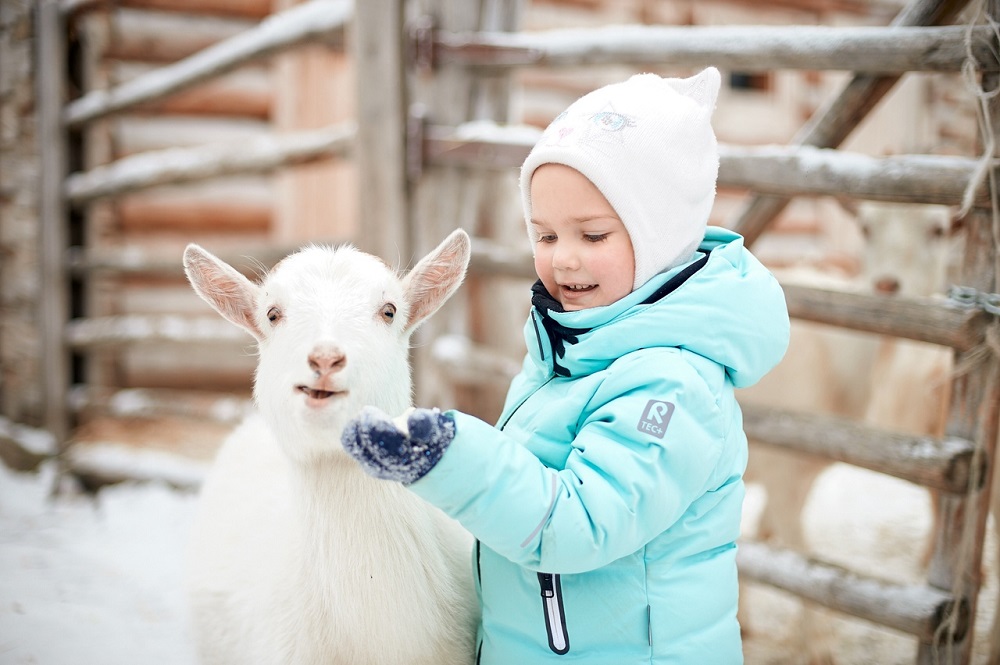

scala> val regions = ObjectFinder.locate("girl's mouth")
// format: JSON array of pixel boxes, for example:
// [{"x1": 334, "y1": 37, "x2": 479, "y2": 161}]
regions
[{"x1": 562, "y1": 284, "x2": 596, "y2": 293}]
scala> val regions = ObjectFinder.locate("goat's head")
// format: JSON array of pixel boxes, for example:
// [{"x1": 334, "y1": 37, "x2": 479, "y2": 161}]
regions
[
  {"x1": 183, "y1": 230, "x2": 471, "y2": 463},
  {"x1": 857, "y1": 202, "x2": 958, "y2": 299}
]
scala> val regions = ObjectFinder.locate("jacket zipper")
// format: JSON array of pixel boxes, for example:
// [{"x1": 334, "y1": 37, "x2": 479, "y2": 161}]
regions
[
  {"x1": 497, "y1": 374, "x2": 555, "y2": 432},
  {"x1": 537, "y1": 573, "x2": 570, "y2": 655}
]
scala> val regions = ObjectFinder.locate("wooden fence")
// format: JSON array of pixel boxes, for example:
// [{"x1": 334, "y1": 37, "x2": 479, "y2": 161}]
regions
[{"x1": 35, "y1": 0, "x2": 1000, "y2": 662}]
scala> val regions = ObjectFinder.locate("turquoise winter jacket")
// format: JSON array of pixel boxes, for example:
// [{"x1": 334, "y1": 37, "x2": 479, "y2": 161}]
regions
[{"x1": 410, "y1": 227, "x2": 790, "y2": 664}]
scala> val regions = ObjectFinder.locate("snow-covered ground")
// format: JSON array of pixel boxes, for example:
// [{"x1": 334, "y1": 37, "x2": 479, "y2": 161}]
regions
[
  {"x1": 0, "y1": 461, "x2": 200, "y2": 665},
  {"x1": 0, "y1": 456, "x2": 995, "y2": 664}
]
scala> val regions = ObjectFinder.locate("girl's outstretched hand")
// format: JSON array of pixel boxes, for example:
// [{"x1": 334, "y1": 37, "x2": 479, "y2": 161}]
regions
[{"x1": 341, "y1": 406, "x2": 455, "y2": 485}]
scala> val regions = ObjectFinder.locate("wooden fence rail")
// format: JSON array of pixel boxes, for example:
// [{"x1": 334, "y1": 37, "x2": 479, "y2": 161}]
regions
[
  {"x1": 431, "y1": 24, "x2": 995, "y2": 74},
  {"x1": 63, "y1": 0, "x2": 351, "y2": 128},
  {"x1": 425, "y1": 124, "x2": 986, "y2": 206},
  {"x1": 741, "y1": 405, "x2": 979, "y2": 494},
  {"x1": 69, "y1": 124, "x2": 982, "y2": 211},
  {"x1": 737, "y1": 541, "x2": 966, "y2": 643},
  {"x1": 65, "y1": 123, "x2": 355, "y2": 204}
]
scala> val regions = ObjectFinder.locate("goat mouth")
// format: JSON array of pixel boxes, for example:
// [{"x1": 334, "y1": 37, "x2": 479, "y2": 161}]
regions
[{"x1": 296, "y1": 385, "x2": 346, "y2": 401}]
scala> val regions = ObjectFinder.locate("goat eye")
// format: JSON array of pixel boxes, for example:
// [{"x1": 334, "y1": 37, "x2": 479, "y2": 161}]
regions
[
  {"x1": 266, "y1": 306, "x2": 281, "y2": 324},
  {"x1": 380, "y1": 303, "x2": 396, "y2": 323}
]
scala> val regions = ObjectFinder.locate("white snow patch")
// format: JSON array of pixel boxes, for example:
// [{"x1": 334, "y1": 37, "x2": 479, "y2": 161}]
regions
[{"x1": 0, "y1": 461, "x2": 199, "y2": 664}]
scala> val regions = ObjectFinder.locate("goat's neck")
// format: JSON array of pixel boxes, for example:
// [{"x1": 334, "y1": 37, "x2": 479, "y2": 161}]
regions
[{"x1": 285, "y1": 436, "x2": 426, "y2": 561}]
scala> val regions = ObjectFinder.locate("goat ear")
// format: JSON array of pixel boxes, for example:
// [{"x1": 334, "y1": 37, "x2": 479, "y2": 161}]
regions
[
  {"x1": 183, "y1": 244, "x2": 264, "y2": 341},
  {"x1": 402, "y1": 229, "x2": 471, "y2": 334}
]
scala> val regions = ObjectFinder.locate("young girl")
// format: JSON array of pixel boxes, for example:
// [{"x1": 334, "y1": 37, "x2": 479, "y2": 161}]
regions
[{"x1": 342, "y1": 67, "x2": 790, "y2": 664}]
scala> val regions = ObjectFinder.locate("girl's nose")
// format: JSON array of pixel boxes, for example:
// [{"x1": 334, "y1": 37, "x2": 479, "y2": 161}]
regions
[{"x1": 552, "y1": 241, "x2": 581, "y2": 271}]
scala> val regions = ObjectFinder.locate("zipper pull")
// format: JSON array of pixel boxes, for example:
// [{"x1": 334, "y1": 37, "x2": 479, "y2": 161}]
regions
[
  {"x1": 537, "y1": 573, "x2": 570, "y2": 655},
  {"x1": 539, "y1": 573, "x2": 555, "y2": 598}
]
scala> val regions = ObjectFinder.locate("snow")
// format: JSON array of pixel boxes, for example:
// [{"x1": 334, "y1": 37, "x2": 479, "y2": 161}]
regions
[
  {"x1": 0, "y1": 454, "x2": 994, "y2": 664},
  {"x1": 0, "y1": 418, "x2": 57, "y2": 458},
  {"x1": 0, "y1": 461, "x2": 199, "y2": 665}
]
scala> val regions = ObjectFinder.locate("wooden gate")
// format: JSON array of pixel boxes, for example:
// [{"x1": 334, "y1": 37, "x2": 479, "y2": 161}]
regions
[{"x1": 34, "y1": 0, "x2": 1000, "y2": 661}]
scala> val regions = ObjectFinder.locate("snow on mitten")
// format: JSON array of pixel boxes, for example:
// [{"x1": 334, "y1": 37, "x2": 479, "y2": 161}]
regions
[{"x1": 341, "y1": 406, "x2": 455, "y2": 485}]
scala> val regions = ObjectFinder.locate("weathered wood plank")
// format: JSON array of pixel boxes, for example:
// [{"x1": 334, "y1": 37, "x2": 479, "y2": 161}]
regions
[
  {"x1": 919, "y1": 3, "x2": 1000, "y2": 653},
  {"x1": 352, "y1": 0, "x2": 409, "y2": 261},
  {"x1": 738, "y1": 540, "x2": 967, "y2": 644},
  {"x1": 63, "y1": 0, "x2": 350, "y2": 128},
  {"x1": 741, "y1": 404, "x2": 979, "y2": 494},
  {"x1": 424, "y1": 125, "x2": 984, "y2": 206},
  {"x1": 719, "y1": 146, "x2": 982, "y2": 206},
  {"x1": 36, "y1": 0, "x2": 72, "y2": 447},
  {"x1": 434, "y1": 25, "x2": 994, "y2": 74},
  {"x1": 782, "y1": 284, "x2": 988, "y2": 351},
  {"x1": 65, "y1": 123, "x2": 354, "y2": 204}
]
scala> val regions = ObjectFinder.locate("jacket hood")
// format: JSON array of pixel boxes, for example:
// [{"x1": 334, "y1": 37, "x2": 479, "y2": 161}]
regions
[{"x1": 525, "y1": 226, "x2": 790, "y2": 388}]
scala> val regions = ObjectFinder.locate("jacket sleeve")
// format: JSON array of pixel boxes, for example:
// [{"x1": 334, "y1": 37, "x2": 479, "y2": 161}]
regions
[{"x1": 407, "y1": 350, "x2": 732, "y2": 574}]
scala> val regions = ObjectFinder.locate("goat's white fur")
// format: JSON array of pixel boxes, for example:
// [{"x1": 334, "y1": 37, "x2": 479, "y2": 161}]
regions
[{"x1": 183, "y1": 231, "x2": 478, "y2": 665}]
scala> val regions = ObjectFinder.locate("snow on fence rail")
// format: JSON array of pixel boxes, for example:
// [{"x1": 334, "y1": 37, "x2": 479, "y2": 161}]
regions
[
  {"x1": 429, "y1": 24, "x2": 995, "y2": 74},
  {"x1": 424, "y1": 123, "x2": 984, "y2": 206},
  {"x1": 65, "y1": 123, "x2": 355, "y2": 204},
  {"x1": 69, "y1": 386, "x2": 252, "y2": 424}
]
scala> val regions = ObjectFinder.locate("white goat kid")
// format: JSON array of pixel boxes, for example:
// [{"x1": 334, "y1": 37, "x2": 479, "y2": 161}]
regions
[{"x1": 183, "y1": 230, "x2": 478, "y2": 665}]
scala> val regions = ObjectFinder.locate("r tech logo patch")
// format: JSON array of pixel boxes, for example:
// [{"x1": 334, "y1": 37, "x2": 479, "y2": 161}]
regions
[{"x1": 637, "y1": 400, "x2": 675, "y2": 440}]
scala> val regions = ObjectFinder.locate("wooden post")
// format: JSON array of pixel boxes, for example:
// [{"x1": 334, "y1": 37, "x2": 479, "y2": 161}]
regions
[
  {"x1": 918, "y1": 2, "x2": 1000, "y2": 661},
  {"x1": 352, "y1": 0, "x2": 410, "y2": 262},
  {"x1": 409, "y1": 0, "x2": 523, "y2": 421},
  {"x1": 36, "y1": 0, "x2": 71, "y2": 447},
  {"x1": 273, "y1": 0, "x2": 355, "y2": 244}
]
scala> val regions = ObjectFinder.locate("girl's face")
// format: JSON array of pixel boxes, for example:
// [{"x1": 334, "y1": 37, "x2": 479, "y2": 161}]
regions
[{"x1": 530, "y1": 164, "x2": 635, "y2": 311}]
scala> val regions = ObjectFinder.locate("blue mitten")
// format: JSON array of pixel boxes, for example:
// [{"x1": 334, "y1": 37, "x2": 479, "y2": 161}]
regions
[{"x1": 341, "y1": 406, "x2": 456, "y2": 485}]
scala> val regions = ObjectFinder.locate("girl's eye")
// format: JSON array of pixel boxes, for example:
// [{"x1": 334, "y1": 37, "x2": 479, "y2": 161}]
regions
[
  {"x1": 537, "y1": 234, "x2": 557, "y2": 244},
  {"x1": 380, "y1": 303, "x2": 397, "y2": 323},
  {"x1": 266, "y1": 306, "x2": 281, "y2": 324},
  {"x1": 585, "y1": 233, "x2": 609, "y2": 242}
]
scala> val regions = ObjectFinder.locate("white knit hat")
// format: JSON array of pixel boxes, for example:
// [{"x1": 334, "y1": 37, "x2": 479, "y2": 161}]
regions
[{"x1": 520, "y1": 67, "x2": 721, "y2": 290}]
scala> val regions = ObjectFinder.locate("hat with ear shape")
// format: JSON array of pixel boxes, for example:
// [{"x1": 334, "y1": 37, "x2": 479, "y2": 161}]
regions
[{"x1": 520, "y1": 67, "x2": 722, "y2": 291}]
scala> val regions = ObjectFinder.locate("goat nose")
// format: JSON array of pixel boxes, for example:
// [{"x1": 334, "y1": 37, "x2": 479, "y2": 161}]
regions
[
  {"x1": 873, "y1": 276, "x2": 900, "y2": 295},
  {"x1": 308, "y1": 346, "x2": 347, "y2": 375}
]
